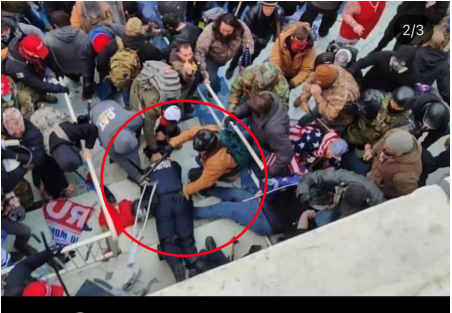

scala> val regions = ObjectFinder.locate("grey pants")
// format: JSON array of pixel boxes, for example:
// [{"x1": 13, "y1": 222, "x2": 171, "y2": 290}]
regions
[{"x1": 1, "y1": 217, "x2": 32, "y2": 252}]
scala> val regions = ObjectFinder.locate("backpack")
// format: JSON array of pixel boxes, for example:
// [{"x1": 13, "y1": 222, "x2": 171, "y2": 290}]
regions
[
  {"x1": 136, "y1": 61, "x2": 181, "y2": 103},
  {"x1": 30, "y1": 107, "x2": 71, "y2": 155},
  {"x1": 219, "y1": 128, "x2": 249, "y2": 170},
  {"x1": 109, "y1": 37, "x2": 141, "y2": 89}
]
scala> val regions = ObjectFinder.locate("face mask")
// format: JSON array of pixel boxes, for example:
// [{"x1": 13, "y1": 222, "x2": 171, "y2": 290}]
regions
[
  {"x1": 1, "y1": 33, "x2": 11, "y2": 43},
  {"x1": 389, "y1": 56, "x2": 408, "y2": 73},
  {"x1": 2, "y1": 94, "x2": 12, "y2": 102},
  {"x1": 290, "y1": 38, "x2": 308, "y2": 53}
]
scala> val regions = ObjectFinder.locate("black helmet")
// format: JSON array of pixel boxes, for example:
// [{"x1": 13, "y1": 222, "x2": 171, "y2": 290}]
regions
[
  {"x1": 392, "y1": 86, "x2": 415, "y2": 109},
  {"x1": 315, "y1": 52, "x2": 335, "y2": 68},
  {"x1": 423, "y1": 102, "x2": 449, "y2": 130},
  {"x1": 193, "y1": 130, "x2": 218, "y2": 153}
]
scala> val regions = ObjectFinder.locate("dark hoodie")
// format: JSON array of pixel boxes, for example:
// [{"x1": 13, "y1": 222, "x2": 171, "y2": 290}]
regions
[
  {"x1": 161, "y1": 22, "x2": 199, "y2": 61},
  {"x1": 96, "y1": 33, "x2": 162, "y2": 81},
  {"x1": 43, "y1": 26, "x2": 87, "y2": 76},
  {"x1": 1, "y1": 15, "x2": 44, "y2": 50},
  {"x1": 415, "y1": 47, "x2": 450, "y2": 104},
  {"x1": 349, "y1": 45, "x2": 418, "y2": 92}
]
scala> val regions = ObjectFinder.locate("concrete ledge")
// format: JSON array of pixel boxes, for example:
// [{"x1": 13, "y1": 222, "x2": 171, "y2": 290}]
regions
[{"x1": 150, "y1": 183, "x2": 450, "y2": 296}]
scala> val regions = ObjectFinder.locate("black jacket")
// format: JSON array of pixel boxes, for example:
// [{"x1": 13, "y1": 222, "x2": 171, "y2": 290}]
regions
[
  {"x1": 349, "y1": 45, "x2": 418, "y2": 92},
  {"x1": 233, "y1": 91, "x2": 293, "y2": 178},
  {"x1": 3, "y1": 39, "x2": 62, "y2": 94},
  {"x1": 296, "y1": 169, "x2": 386, "y2": 208},
  {"x1": 80, "y1": 23, "x2": 125, "y2": 82},
  {"x1": 48, "y1": 122, "x2": 98, "y2": 153},
  {"x1": 243, "y1": 3, "x2": 284, "y2": 43},
  {"x1": 96, "y1": 33, "x2": 162, "y2": 81},
  {"x1": 415, "y1": 47, "x2": 450, "y2": 104},
  {"x1": 3, "y1": 249, "x2": 54, "y2": 296},
  {"x1": 410, "y1": 93, "x2": 450, "y2": 149},
  {"x1": 394, "y1": 1, "x2": 449, "y2": 25},
  {"x1": 2, "y1": 119, "x2": 46, "y2": 167},
  {"x1": 161, "y1": 22, "x2": 199, "y2": 61}
]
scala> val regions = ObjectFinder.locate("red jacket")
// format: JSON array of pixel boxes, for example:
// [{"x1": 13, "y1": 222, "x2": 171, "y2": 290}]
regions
[{"x1": 98, "y1": 200, "x2": 134, "y2": 235}]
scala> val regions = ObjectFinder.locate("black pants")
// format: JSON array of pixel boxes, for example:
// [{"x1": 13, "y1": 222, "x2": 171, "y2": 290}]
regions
[
  {"x1": 1, "y1": 217, "x2": 32, "y2": 253},
  {"x1": 32, "y1": 156, "x2": 69, "y2": 199},
  {"x1": 419, "y1": 149, "x2": 450, "y2": 187},
  {"x1": 299, "y1": 2, "x2": 339, "y2": 35},
  {"x1": 227, "y1": 39, "x2": 268, "y2": 73},
  {"x1": 154, "y1": 193, "x2": 198, "y2": 273}
]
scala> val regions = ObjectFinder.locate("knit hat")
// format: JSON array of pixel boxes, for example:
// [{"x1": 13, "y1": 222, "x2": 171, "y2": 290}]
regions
[
  {"x1": 20, "y1": 35, "x2": 49, "y2": 59},
  {"x1": 385, "y1": 130, "x2": 414, "y2": 155},
  {"x1": 334, "y1": 48, "x2": 352, "y2": 68},
  {"x1": 263, "y1": 1, "x2": 278, "y2": 6},
  {"x1": 89, "y1": 28, "x2": 114, "y2": 54},
  {"x1": 163, "y1": 105, "x2": 181, "y2": 122},
  {"x1": 312, "y1": 64, "x2": 338, "y2": 88},
  {"x1": 1, "y1": 75, "x2": 12, "y2": 98},
  {"x1": 114, "y1": 129, "x2": 138, "y2": 155},
  {"x1": 329, "y1": 138, "x2": 348, "y2": 161},
  {"x1": 23, "y1": 281, "x2": 65, "y2": 296},
  {"x1": 125, "y1": 17, "x2": 143, "y2": 36},
  {"x1": 340, "y1": 183, "x2": 369, "y2": 217}
]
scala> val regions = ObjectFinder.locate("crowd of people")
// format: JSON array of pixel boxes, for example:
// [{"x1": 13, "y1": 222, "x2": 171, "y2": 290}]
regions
[{"x1": 1, "y1": 1, "x2": 450, "y2": 296}]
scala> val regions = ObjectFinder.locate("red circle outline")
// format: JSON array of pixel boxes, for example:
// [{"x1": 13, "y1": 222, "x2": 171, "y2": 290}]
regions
[{"x1": 99, "y1": 100, "x2": 268, "y2": 257}]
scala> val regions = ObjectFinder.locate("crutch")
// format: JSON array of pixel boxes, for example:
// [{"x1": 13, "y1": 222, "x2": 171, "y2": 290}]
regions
[{"x1": 122, "y1": 180, "x2": 158, "y2": 291}]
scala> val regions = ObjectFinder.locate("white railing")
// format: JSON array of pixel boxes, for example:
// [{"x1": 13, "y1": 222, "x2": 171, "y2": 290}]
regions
[{"x1": 1, "y1": 79, "x2": 121, "y2": 285}]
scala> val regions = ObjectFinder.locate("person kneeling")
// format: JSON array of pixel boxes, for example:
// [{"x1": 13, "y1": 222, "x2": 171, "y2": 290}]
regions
[{"x1": 165, "y1": 125, "x2": 239, "y2": 199}]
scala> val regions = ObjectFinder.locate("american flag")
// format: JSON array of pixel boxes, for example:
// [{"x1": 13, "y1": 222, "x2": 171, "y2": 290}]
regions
[{"x1": 238, "y1": 44, "x2": 252, "y2": 73}]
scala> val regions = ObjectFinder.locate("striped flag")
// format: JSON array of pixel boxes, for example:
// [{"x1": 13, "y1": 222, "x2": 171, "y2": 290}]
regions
[{"x1": 238, "y1": 44, "x2": 252, "y2": 73}]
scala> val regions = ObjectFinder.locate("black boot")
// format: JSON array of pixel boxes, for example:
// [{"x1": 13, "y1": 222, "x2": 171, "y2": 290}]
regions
[
  {"x1": 186, "y1": 257, "x2": 208, "y2": 278},
  {"x1": 205, "y1": 236, "x2": 217, "y2": 251},
  {"x1": 174, "y1": 263, "x2": 186, "y2": 282}
]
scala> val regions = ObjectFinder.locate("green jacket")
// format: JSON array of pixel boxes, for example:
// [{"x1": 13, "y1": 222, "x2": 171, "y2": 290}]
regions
[
  {"x1": 345, "y1": 95, "x2": 411, "y2": 146},
  {"x1": 228, "y1": 63, "x2": 289, "y2": 112}
]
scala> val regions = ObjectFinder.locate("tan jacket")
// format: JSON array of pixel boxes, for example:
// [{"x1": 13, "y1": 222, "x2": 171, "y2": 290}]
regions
[
  {"x1": 269, "y1": 22, "x2": 316, "y2": 87},
  {"x1": 195, "y1": 20, "x2": 254, "y2": 78},
  {"x1": 299, "y1": 66, "x2": 360, "y2": 125},
  {"x1": 367, "y1": 129, "x2": 422, "y2": 199},
  {"x1": 71, "y1": 1, "x2": 113, "y2": 33},
  {"x1": 169, "y1": 125, "x2": 238, "y2": 197}
]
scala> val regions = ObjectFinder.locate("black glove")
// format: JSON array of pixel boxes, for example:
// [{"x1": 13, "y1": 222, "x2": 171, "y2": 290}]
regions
[
  {"x1": 174, "y1": 190, "x2": 186, "y2": 203},
  {"x1": 60, "y1": 85, "x2": 70, "y2": 94},
  {"x1": 223, "y1": 115, "x2": 236, "y2": 127},
  {"x1": 82, "y1": 79, "x2": 94, "y2": 100},
  {"x1": 164, "y1": 144, "x2": 174, "y2": 155},
  {"x1": 51, "y1": 244, "x2": 64, "y2": 257},
  {"x1": 1, "y1": 148, "x2": 17, "y2": 160}
]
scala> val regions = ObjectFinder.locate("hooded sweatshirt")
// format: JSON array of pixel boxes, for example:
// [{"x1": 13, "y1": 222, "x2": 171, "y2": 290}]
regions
[
  {"x1": 89, "y1": 100, "x2": 144, "y2": 182},
  {"x1": 350, "y1": 45, "x2": 418, "y2": 92},
  {"x1": 228, "y1": 63, "x2": 290, "y2": 111},
  {"x1": 367, "y1": 129, "x2": 422, "y2": 199},
  {"x1": 415, "y1": 46, "x2": 449, "y2": 100},
  {"x1": 44, "y1": 26, "x2": 87, "y2": 76}
]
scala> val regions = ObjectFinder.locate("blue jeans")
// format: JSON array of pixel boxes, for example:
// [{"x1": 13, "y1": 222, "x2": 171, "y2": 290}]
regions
[
  {"x1": 194, "y1": 187, "x2": 273, "y2": 236},
  {"x1": 340, "y1": 150, "x2": 371, "y2": 176},
  {"x1": 206, "y1": 58, "x2": 224, "y2": 94},
  {"x1": 315, "y1": 209, "x2": 342, "y2": 227}
]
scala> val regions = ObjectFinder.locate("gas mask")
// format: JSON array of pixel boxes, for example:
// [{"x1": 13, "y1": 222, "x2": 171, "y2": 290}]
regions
[{"x1": 389, "y1": 56, "x2": 408, "y2": 74}]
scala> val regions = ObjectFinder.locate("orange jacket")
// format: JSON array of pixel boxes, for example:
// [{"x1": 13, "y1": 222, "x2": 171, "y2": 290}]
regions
[
  {"x1": 71, "y1": 1, "x2": 114, "y2": 33},
  {"x1": 269, "y1": 22, "x2": 316, "y2": 87},
  {"x1": 169, "y1": 125, "x2": 238, "y2": 197}
]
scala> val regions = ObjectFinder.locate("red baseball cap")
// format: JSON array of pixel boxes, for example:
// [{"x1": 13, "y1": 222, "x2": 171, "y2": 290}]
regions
[
  {"x1": 91, "y1": 33, "x2": 112, "y2": 54},
  {"x1": 1, "y1": 75, "x2": 12, "y2": 98},
  {"x1": 20, "y1": 35, "x2": 49, "y2": 59},
  {"x1": 23, "y1": 281, "x2": 65, "y2": 297}
]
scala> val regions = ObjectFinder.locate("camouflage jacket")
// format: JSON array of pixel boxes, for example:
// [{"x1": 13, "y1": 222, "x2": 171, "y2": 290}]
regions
[
  {"x1": 345, "y1": 95, "x2": 412, "y2": 146},
  {"x1": 228, "y1": 64, "x2": 289, "y2": 112}
]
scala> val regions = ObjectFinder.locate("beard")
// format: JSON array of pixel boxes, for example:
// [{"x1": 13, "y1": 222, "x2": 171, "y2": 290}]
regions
[{"x1": 218, "y1": 32, "x2": 235, "y2": 44}]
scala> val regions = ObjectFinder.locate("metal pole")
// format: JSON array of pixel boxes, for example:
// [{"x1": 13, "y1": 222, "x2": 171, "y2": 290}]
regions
[
  {"x1": 204, "y1": 84, "x2": 265, "y2": 171},
  {"x1": 234, "y1": 2, "x2": 243, "y2": 17},
  {"x1": 59, "y1": 79, "x2": 120, "y2": 253}
]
